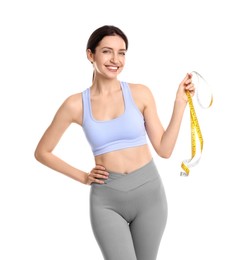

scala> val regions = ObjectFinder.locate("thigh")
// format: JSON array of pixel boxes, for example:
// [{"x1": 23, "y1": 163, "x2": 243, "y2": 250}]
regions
[
  {"x1": 129, "y1": 178, "x2": 168, "y2": 260},
  {"x1": 91, "y1": 208, "x2": 137, "y2": 260}
]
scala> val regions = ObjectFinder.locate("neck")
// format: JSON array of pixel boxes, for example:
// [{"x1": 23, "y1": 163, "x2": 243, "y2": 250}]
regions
[{"x1": 91, "y1": 78, "x2": 121, "y2": 95}]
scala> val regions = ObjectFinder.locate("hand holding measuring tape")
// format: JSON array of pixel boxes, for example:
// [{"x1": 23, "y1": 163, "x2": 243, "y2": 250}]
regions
[{"x1": 180, "y1": 71, "x2": 213, "y2": 176}]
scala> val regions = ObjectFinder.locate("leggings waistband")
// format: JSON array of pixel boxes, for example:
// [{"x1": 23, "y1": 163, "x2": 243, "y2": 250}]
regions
[{"x1": 92, "y1": 159, "x2": 160, "y2": 192}]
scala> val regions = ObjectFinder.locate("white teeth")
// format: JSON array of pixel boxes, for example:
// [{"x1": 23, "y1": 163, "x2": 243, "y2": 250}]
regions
[{"x1": 107, "y1": 66, "x2": 118, "y2": 70}]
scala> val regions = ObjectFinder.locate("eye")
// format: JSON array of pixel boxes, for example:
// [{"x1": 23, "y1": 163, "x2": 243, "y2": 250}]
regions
[
  {"x1": 102, "y1": 49, "x2": 111, "y2": 54},
  {"x1": 119, "y1": 52, "x2": 126, "y2": 56}
]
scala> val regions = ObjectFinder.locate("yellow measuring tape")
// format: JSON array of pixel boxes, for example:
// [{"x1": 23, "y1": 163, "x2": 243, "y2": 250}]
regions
[{"x1": 180, "y1": 71, "x2": 213, "y2": 176}]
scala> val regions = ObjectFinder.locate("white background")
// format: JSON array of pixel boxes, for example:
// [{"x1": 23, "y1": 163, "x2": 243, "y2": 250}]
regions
[{"x1": 1, "y1": 0, "x2": 243, "y2": 259}]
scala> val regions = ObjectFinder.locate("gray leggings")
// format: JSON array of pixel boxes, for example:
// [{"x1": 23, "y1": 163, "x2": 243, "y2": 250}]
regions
[{"x1": 89, "y1": 159, "x2": 168, "y2": 260}]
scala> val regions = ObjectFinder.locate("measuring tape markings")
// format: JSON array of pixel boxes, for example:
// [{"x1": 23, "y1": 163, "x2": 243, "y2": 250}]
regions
[{"x1": 180, "y1": 71, "x2": 213, "y2": 176}]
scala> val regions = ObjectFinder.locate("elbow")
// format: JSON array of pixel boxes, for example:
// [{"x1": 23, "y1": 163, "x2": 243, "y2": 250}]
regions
[
  {"x1": 34, "y1": 148, "x2": 41, "y2": 162},
  {"x1": 162, "y1": 154, "x2": 171, "y2": 159},
  {"x1": 157, "y1": 149, "x2": 173, "y2": 159},
  {"x1": 159, "y1": 153, "x2": 171, "y2": 159},
  {"x1": 34, "y1": 147, "x2": 45, "y2": 163},
  {"x1": 34, "y1": 146, "x2": 53, "y2": 164}
]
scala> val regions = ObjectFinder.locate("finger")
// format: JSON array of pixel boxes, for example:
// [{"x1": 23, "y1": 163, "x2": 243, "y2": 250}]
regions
[
  {"x1": 94, "y1": 178, "x2": 105, "y2": 184},
  {"x1": 185, "y1": 83, "x2": 194, "y2": 90},
  {"x1": 185, "y1": 78, "x2": 192, "y2": 85},
  {"x1": 180, "y1": 73, "x2": 192, "y2": 85},
  {"x1": 94, "y1": 169, "x2": 109, "y2": 176},
  {"x1": 94, "y1": 173, "x2": 109, "y2": 179},
  {"x1": 94, "y1": 164, "x2": 106, "y2": 170},
  {"x1": 188, "y1": 86, "x2": 195, "y2": 92},
  {"x1": 89, "y1": 175, "x2": 105, "y2": 184},
  {"x1": 94, "y1": 166, "x2": 108, "y2": 175}
]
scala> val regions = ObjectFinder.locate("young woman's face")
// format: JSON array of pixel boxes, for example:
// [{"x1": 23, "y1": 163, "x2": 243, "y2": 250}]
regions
[{"x1": 88, "y1": 35, "x2": 127, "y2": 79}]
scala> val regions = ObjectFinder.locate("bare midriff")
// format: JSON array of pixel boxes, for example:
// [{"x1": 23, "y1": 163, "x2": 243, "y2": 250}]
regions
[{"x1": 94, "y1": 144, "x2": 152, "y2": 174}]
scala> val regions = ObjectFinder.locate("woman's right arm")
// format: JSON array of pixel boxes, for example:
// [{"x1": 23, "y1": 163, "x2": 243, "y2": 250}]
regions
[
  {"x1": 34, "y1": 94, "x2": 89, "y2": 184},
  {"x1": 34, "y1": 94, "x2": 108, "y2": 185}
]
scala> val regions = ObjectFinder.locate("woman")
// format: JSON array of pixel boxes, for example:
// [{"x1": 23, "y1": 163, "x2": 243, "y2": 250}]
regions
[{"x1": 34, "y1": 25, "x2": 195, "y2": 260}]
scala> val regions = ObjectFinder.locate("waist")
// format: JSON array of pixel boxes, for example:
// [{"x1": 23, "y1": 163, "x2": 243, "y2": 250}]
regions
[
  {"x1": 91, "y1": 159, "x2": 160, "y2": 192},
  {"x1": 94, "y1": 144, "x2": 152, "y2": 174}
]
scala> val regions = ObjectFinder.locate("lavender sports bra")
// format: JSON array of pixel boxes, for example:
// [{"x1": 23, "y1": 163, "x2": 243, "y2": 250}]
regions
[{"x1": 81, "y1": 81, "x2": 147, "y2": 156}]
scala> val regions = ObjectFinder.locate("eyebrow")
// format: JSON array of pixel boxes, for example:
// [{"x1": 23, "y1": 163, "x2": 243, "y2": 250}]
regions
[{"x1": 101, "y1": 47, "x2": 127, "y2": 51}]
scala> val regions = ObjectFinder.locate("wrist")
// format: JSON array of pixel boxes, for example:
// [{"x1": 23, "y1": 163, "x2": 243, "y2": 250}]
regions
[
  {"x1": 174, "y1": 98, "x2": 187, "y2": 107},
  {"x1": 78, "y1": 171, "x2": 89, "y2": 185},
  {"x1": 84, "y1": 172, "x2": 90, "y2": 185}
]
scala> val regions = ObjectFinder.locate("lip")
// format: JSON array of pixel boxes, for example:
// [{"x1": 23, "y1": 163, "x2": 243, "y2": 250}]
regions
[{"x1": 105, "y1": 65, "x2": 120, "y2": 71}]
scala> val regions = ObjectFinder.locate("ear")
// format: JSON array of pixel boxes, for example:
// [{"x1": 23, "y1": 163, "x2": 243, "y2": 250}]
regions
[{"x1": 86, "y1": 49, "x2": 94, "y2": 64}]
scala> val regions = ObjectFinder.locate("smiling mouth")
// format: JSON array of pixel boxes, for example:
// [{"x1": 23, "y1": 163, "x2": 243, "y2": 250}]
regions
[{"x1": 106, "y1": 65, "x2": 119, "y2": 71}]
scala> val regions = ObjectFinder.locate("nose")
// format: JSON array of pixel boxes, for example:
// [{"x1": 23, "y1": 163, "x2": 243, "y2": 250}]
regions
[{"x1": 110, "y1": 53, "x2": 119, "y2": 63}]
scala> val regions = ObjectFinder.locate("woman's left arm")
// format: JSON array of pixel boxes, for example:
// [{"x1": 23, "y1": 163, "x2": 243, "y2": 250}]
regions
[{"x1": 143, "y1": 73, "x2": 195, "y2": 158}]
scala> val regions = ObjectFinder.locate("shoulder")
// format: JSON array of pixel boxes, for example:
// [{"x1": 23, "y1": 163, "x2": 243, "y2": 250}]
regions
[
  {"x1": 127, "y1": 82, "x2": 154, "y2": 102},
  {"x1": 127, "y1": 82, "x2": 152, "y2": 94},
  {"x1": 62, "y1": 93, "x2": 82, "y2": 110},
  {"x1": 60, "y1": 92, "x2": 83, "y2": 124}
]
